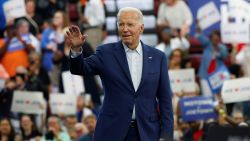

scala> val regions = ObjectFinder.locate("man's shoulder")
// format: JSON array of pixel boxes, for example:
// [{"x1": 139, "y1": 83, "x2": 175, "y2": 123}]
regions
[{"x1": 144, "y1": 43, "x2": 165, "y2": 57}]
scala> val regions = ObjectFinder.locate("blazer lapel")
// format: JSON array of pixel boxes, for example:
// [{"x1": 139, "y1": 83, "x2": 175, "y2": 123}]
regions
[
  {"x1": 137, "y1": 42, "x2": 151, "y2": 91},
  {"x1": 113, "y1": 41, "x2": 134, "y2": 91}
]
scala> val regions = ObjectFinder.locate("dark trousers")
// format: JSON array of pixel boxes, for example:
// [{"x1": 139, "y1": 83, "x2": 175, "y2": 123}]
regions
[{"x1": 124, "y1": 120, "x2": 141, "y2": 141}]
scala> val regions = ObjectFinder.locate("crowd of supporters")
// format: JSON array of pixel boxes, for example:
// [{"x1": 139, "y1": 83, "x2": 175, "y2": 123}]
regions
[{"x1": 0, "y1": 0, "x2": 250, "y2": 141}]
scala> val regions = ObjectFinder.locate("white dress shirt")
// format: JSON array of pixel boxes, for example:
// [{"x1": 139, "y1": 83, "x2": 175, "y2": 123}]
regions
[{"x1": 123, "y1": 42, "x2": 143, "y2": 119}]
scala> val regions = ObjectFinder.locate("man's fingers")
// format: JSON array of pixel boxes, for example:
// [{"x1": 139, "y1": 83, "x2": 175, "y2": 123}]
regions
[
  {"x1": 72, "y1": 25, "x2": 79, "y2": 33},
  {"x1": 69, "y1": 26, "x2": 74, "y2": 34}
]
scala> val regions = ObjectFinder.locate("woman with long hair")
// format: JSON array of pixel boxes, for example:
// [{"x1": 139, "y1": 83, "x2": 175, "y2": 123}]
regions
[
  {"x1": 40, "y1": 11, "x2": 69, "y2": 72},
  {"x1": 0, "y1": 118, "x2": 16, "y2": 141}
]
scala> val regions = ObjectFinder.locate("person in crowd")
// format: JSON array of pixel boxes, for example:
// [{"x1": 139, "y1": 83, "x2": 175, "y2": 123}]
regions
[
  {"x1": 0, "y1": 79, "x2": 16, "y2": 118},
  {"x1": 65, "y1": 115, "x2": 77, "y2": 132},
  {"x1": 0, "y1": 20, "x2": 35, "y2": 77},
  {"x1": 20, "y1": 114, "x2": 41, "y2": 140},
  {"x1": 41, "y1": 115, "x2": 70, "y2": 141},
  {"x1": 168, "y1": 48, "x2": 185, "y2": 70},
  {"x1": 157, "y1": 0, "x2": 193, "y2": 36},
  {"x1": 40, "y1": 11, "x2": 69, "y2": 72},
  {"x1": 196, "y1": 28, "x2": 229, "y2": 96},
  {"x1": 78, "y1": 115, "x2": 97, "y2": 141},
  {"x1": 36, "y1": 0, "x2": 66, "y2": 22},
  {"x1": 24, "y1": 0, "x2": 44, "y2": 36},
  {"x1": 76, "y1": 95, "x2": 93, "y2": 123},
  {"x1": 74, "y1": 123, "x2": 88, "y2": 139},
  {"x1": 0, "y1": 118, "x2": 16, "y2": 141},
  {"x1": 28, "y1": 52, "x2": 51, "y2": 101},
  {"x1": 232, "y1": 111, "x2": 245, "y2": 126},
  {"x1": 67, "y1": 7, "x2": 173, "y2": 141},
  {"x1": 80, "y1": 0, "x2": 105, "y2": 50},
  {"x1": 155, "y1": 27, "x2": 173, "y2": 60}
]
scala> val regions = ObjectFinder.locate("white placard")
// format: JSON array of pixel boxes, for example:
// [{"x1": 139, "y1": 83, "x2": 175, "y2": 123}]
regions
[
  {"x1": 3, "y1": 0, "x2": 27, "y2": 22},
  {"x1": 144, "y1": 15, "x2": 156, "y2": 29},
  {"x1": 11, "y1": 91, "x2": 45, "y2": 114},
  {"x1": 50, "y1": 93, "x2": 77, "y2": 115},
  {"x1": 104, "y1": 0, "x2": 117, "y2": 13},
  {"x1": 168, "y1": 69, "x2": 196, "y2": 93},
  {"x1": 62, "y1": 71, "x2": 85, "y2": 96},
  {"x1": 222, "y1": 77, "x2": 250, "y2": 103},
  {"x1": 228, "y1": 0, "x2": 250, "y2": 23},
  {"x1": 197, "y1": 1, "x2": 220, "y2": 30},
  {"x1": 106, "y1": 17, "x2": 117, "y2": 31},
  {"x1": 140, "y1": 34, "x2": 158, "y2": 47},
  {"x1": 221, "y1": 23, "x2": 250, "y2": 43}
]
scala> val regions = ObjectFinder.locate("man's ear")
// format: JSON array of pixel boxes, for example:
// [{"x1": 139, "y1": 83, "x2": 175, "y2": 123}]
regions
[{"x1": 140, "y1": 24, "x2": 144, "y2": 34}]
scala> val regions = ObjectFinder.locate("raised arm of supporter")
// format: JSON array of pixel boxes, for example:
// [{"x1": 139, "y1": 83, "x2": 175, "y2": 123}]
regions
[
  {"x1": 0, "y1": 27, "x2": 15, "y2": 59},
  {"x1": 16, "y1": 33, "x2": 35, "y2": 52}
]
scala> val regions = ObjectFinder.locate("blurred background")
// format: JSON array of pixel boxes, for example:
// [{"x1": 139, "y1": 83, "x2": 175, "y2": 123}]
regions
[{"x1": 0, "y1": 0, "x2": 250, "y2": 141}]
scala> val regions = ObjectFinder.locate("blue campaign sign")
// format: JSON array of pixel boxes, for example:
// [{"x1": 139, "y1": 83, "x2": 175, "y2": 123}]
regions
[
  {"x1": 180, "y1": 96, "x2": 217, "y2": 122},
  {"x1": 207, "y1": 65, "x2": 230, "y2": 94}
]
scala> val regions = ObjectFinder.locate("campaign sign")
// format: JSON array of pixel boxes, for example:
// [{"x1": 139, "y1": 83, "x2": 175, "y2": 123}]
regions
[
  {"x1": 62, "y1": 71, "x2": 85, "y2": 96},
  {"x1": 11, "y1": 91, "x2": 45, "y2": 114},
  {"x1": 222, "y1": 77, "x2": 250, "y2": 104},
  {"x1": 50, "y1": 93, "x2": 77, "y2": 115},
  {"x1": 180, "y1": 96, "x2": 217, "y2": 122},
  {"x1": 207, "y1": 65, "x2": 230, "y2": 94},
  {"x1": 168, "y1": 69, "x2": 196, "y2": 93},
  {"x1": 3, "y1": 0, "x2": 26, "y2": 22},
  {"x1": 221, "y1": 23, "x2": 250, "y2": 44},
  {"x1": 197, "y1": 1, "x2": 220, "y2": 30}
]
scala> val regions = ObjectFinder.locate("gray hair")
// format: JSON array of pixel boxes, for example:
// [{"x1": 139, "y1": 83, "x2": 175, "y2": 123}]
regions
[
  {"x1": 16, "y1": 19, "x2": 29, "y2": 28},
  {"x1": 117, "y1": 7, "x2": 144, "y2": 24}
]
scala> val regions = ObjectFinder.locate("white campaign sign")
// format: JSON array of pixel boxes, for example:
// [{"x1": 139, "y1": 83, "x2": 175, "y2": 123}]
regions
[
  {"x1": 197, "y1": 1, "x2": 220, "y2": 30},
  {"x1": 11, "y1": 91, "x2": 45, "y2": 114},
  {"x1": 62, "y1": 71, "x2": 85, "y2": 96},
  {"x1": 168, "y1": 69, "x2": 196, "y2": 93},
  {"x1": 3, "y1": 0, "x2": 27, "y2": 22},
  {"x1": 221, "y1": 23, "x2": 250, "y2": 43},
  {"x1": 50, "y1": 93, "x2": 77, "y2": 115},
  {"x1": 222, "y1": 77, "x2": 250, "y2": 103}
]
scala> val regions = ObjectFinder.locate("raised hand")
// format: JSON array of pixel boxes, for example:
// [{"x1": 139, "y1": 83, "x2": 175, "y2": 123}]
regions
[{"x1": 65, "y1": 25, "x2": 87, "y2": 52}]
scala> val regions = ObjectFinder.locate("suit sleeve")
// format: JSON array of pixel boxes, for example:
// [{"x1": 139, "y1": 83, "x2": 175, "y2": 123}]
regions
[
  {"x1": 157, "y1": 53, "x2": 173, "y2": 140},
  {"x1": 69, "y1": 45, "x2": 103, "y2": 76}
]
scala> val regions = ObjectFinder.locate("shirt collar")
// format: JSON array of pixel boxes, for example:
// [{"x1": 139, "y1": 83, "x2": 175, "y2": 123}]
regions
[{"x1": 122, "y1": 41, "x2": 143, "y2": 55}]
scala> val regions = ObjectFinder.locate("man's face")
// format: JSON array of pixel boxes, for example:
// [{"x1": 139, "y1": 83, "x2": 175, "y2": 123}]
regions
[
  {"x1": 117, "y1": 11, "x2": 144, "y2": 48},
  {"x1": 84, "y1": 118, "x2": 96, "y2": 133},
  {"x1": 66, "y1": 117, "x2": 77, "y2": 129}
]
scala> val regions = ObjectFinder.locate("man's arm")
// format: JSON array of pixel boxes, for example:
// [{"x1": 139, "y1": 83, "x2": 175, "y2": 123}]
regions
[
  {"x1": 66, "y1": 25, "x2": 102, "y2": 75},
  {"x1": 157, "y1": 54, "x2": 173, "y2": 140}
]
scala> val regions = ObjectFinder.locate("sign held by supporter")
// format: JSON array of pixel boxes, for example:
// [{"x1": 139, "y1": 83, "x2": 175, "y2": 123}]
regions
[
  {"x1": 3, "y1": 0, "x2": 27, "y2": 22},
  {"x1": 180, "y1": 96, "x2": 217, "y2": 122},
  {"x1": 222, "y1": 77, "x2": 250, "y2": 103},
  {"x1": 168, "y1": 69, "x2": 196, "y2": 93},
  {"x1": 50, "y1": 93, "x2": 77, "y2": 115},
  {"x1": 62, "y1": 71, "x2": 85, "y2": 96},
  {"x1": 221, "y1": 23, "x2": 250, "y2": 43},
  {"x1": 11, "y1": 91, "x2": 45, "y2": 114},
  {"x1": 207, "y1": 65, "x2": 230, "y2": 94},
  {"x1": 197, "y1": 1, "x2": 220, "y2": 30}
]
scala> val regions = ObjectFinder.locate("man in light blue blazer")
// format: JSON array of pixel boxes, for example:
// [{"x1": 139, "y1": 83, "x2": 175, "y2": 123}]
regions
[{"x1": 66, "y1": 7, "x2": 173, "y2": 141}]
